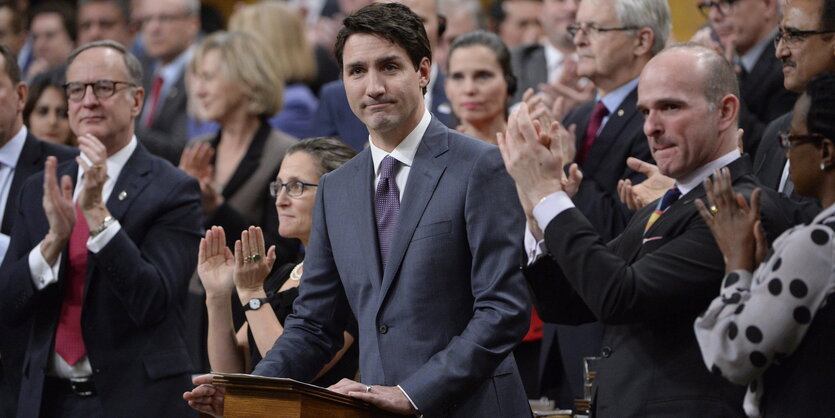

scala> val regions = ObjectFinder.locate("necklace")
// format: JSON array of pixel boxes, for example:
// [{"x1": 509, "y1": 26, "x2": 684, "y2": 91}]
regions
[{"x1": 289, "y1": 262, "x2": 304, "y2": 281}]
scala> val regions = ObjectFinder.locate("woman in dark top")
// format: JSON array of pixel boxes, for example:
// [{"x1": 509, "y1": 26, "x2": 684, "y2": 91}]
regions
[{"x1": 197, "y1": 137, "x2": 358, "y2": 385}]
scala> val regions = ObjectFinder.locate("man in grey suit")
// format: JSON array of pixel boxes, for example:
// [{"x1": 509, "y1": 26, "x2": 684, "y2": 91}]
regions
[{"x1": 185, "y1": 3, "x2": 532, "y2": 417}]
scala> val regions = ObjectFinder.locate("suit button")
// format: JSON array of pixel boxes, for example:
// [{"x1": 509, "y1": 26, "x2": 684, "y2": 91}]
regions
[
  {"x1": 601, "y1": 346, "x2": 612, "y2": 358},
  {"x1": 378, "y1": 324, "x2": 388, "y2": 334}
]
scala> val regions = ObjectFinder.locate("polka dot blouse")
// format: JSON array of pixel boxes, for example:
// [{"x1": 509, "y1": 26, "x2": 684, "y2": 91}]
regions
[{"x1": 694, "y1": 203, "x2": 835, "y2": 417}]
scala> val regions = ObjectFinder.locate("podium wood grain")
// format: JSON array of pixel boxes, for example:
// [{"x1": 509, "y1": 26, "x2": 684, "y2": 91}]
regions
[{"x1": 214, "y1": 374, "x2": 399, "y2": 418}]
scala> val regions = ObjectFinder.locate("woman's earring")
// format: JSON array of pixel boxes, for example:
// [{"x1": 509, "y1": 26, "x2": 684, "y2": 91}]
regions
[{"x1": 822, "y1": 162, "x2": 828, "y2": 171}]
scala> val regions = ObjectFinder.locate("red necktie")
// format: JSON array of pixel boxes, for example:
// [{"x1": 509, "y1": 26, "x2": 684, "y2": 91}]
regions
[
  {"x1": 54, "y1": 205, "x2": 88, "y2": 365},
  {"x1": 576, "y1": 101, "x2": 608, "y2": 166},
  {"x1": 144, "y1": 75, "x2": 164, "y2": 128}
]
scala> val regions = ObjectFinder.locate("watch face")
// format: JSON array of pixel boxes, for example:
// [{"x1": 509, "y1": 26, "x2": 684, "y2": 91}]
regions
[{"x1": 249, "y1": 299, "x2": 261, "y2": 310}]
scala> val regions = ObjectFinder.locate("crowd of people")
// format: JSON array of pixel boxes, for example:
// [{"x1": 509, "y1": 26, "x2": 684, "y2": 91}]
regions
[{"x1": 0, "y1": 0, "x2": 832, "y2": 417}]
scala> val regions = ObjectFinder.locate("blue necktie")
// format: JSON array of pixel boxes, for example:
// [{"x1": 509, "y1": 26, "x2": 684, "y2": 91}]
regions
[{"x1": 375, "y1": 156, "x2": 400, "y2": 266}]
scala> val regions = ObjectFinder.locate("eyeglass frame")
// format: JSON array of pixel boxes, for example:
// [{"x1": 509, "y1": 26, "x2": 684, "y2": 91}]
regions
[
  {"x1": 133, "y1": 12, "x2": 194, "y2": 27},
  {"x1": 696, "y1": 0, "x2": 737, "y2": 18},
  {"x1": 269, "y1": 180, "x2": 319, "y2": 198},
  {"x1": 63, "y1": 80, "x2": 137, "y2": 102},
  {"x1": 778, "y1": 130, "x2": 827, "y2": 151},
  {"x1": 566, "y1": 22, "x2": 640, "y2": 40},
  {"x1": 774, "y1": 28, "x2": 835, "y2": 49}
]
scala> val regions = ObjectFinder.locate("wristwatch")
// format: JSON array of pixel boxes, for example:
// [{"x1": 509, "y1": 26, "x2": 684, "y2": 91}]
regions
[
  {"x1": 90, "y1": 216, "x2": 114, "y2": 238},
  {"x1": 243, "y1": 297, "x2": 270, "y2": 311}
]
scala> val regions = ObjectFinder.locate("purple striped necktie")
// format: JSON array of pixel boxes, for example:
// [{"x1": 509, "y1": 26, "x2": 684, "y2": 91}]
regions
[{"x1": 375, "y1": 155, "x2": 401, "y2": 266}]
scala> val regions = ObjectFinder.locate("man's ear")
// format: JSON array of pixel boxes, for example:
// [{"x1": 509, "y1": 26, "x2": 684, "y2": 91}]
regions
[
  {"x1": 634, "y1": 28, "x2": 655, "y2": 57},
  {"x1": 821, "y1": 138, "x2": 835, "y2": 170},
  {"x1": 418, "y1": 57, "x2": 431, "y2": 90},
  {"x1": 15, "y1": 82, "x2": 28, "y2": 114},
  {"x1": 131, "y1": 86, "x2": 145, "y2": 117},
  {"x1": 717, "y1": 93, "x2": 740, "y2": 132}
]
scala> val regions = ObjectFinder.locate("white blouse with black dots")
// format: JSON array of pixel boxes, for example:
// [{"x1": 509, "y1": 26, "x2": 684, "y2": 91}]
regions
[{"x1": 694, "y1": 203, "x2": 835, "y2": 418}]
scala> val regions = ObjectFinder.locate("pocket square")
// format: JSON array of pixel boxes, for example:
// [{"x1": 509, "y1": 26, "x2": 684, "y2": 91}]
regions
[{"x1": 642, "y1": 236, "x2": 664, "y2": 244}]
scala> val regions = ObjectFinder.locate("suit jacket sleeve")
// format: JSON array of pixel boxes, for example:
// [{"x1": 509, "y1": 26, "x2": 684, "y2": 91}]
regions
[{"x1": 396, "y1": 148, "x2": 531, "y2": 412}]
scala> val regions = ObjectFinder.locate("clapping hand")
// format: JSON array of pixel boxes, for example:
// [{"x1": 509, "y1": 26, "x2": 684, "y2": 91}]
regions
[
  {"x1": 75, "y1": 134, "x2": 108, "y2": 212},
  {"x1": 617, "y1": 157, "x2": 675, "y2": 210},
  {"x1": 179, "y1": 141, "x2": 223, "y2": 212},
  {"x1": 197, "y1": 226, "x2": 235, "y2": 299},
  {"x1": 695, "y1": 167, "x2": 767, "y2": 273},
  {"x1": 40, "y1": 156, "x2": 76, "y2": 265},
  {"x1": 233, "y1": 226, "x2": 276, "y2": 295}
]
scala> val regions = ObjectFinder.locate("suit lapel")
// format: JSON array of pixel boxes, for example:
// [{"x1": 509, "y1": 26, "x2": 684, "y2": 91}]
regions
[
  {"x1": 377, "y1": 119, "x2": 448, "y2": 304},
  {"x1": 581, "y1": 89, "x2": 639, "y2": 175},
  {"x1": 3, "y1": 135, "x2": 40, "y2": 233},
  {"x1": 354, "y1": 151, "x2": 384, "y2": 293}
]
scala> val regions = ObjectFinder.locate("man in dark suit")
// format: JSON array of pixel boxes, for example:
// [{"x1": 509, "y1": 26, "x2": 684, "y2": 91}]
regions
[
  {"x1": 534, "y1": 0, "x2": 668, "y2": 405},
  {"x1": 186, "y1": 4, "x2": 531, "y2": 417},
  {"x1": 310, "y1": 0, "x2": 456, "y2": 151},
  {"x1": 501, "y1": 43, "x2": 792, "y2": 417},
  {"x1": 701, "y1": 0, "x2": 797, "y2": 155},
  {"x1": 133, "y1": 0, "x2": 201, "y2": 164},
  {"x1": 0, "y1": 40, "x2": 202, "y2": 417},
  {"x1": 510, "y1": 0, "x2": 577, "y2": 104},
  {"x1": 0, "y1": 42, "x2": 77, "y2": 418},
  {"x1": 754, "y1": 0, "x2": 833, "y2": 218}
]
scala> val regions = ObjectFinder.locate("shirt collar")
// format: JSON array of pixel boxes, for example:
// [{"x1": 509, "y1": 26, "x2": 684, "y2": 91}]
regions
[
  {"x1": 154, "y1": 44, "x2": 195, "y2": 83},
  {"x1": 369, "y1": 110, "x2": 431, "y2": 175},
  {"x1": 544, "y1": 42, "x2": 567, "y2": 79},
  {"x1": 740, "y1": 29, "x2": 777, "y2": 73},
  {"x1": 598, "y1": 77, "x2": 639, "y2": 114},
  {"x1": 0, "y1": 126, "x2": 27, "y2": 168},
  {"x1": 78, "y1": 135, "x2": 137, "y2": 182},
  {"x1": 675, "y1": 149, "x2": 741, "y2": 196}
]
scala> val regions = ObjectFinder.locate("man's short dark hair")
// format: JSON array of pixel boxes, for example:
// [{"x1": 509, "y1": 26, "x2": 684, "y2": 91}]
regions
[
  {"x1": 0, "y1": 42, "x2": 21, "y2": 84},
  {"x1": 334, "y1": 2, "x2": 431, "y2": 72},
  {"x1": 821, "y1": 0, "x2": 835, "y2": 30},
  {"x1": 29, "y1": 2, "x2": 77, "y2": 42},
  {"x1": 77, "y1": 0, "x2": 131, "y2": 22}
]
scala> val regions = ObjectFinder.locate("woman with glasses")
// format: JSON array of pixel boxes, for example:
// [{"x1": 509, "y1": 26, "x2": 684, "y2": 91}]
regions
[
  {"x1": 197, "y1": 137, "x2": 359, "y2": 384},
  {"x1": 694, "y1": 72, "x2": 835, "y2": 417}
]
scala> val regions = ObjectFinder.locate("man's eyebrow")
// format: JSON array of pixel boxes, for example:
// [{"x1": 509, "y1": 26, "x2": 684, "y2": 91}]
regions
[{"x1": 375, "y1": 55, "x2": 402, "y2": 65}]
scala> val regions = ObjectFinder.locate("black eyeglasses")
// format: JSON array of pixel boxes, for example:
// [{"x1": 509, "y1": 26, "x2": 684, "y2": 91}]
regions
[
  {"x1": 774, "y1": 28, "x2": 835, "y2": 48},
  {"x1": 697, "y1": 0, "x2": 736, "y2": 18},
  {"x1": 566, "y1": 22, "x2": 640, "y2": 39},
  {"x1": 63, "y1": 80, "x2": 136, "y2": 102},
  {"x1": 778, "y1": 131, "x2": 827, "y2": 151},
  {"x1": 269, "y1": 180, "x2": 318, "y2": 198}
]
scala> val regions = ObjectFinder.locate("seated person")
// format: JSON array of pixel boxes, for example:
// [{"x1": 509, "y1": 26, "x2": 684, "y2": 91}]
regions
[{"x1": 197, "y1": 137, "x2": 359, "y2": 385}]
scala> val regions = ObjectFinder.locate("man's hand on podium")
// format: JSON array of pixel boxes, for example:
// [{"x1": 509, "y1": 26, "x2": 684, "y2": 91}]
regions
[
  {"x1": 329, "y1": 378, "x2": 417, "y2": 415},
  {"x1": 183, "y1": 374, "x2": 225, "y2": 417}
]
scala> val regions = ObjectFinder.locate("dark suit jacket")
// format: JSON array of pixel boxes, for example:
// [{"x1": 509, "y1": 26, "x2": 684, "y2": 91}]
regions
[
  {"x1": 0, "y1": 133, "x2": 76, "y2": 418},
  {"x1": 254, "y1": 118, "x2": 531, "y2": 417},
  {"x1": 754, "y1": 111, "x2": 820, "y2": 221},
  {"x1": 0, "y1": 143, "x2": 202, "y2": 417},
  {"x1": 526, "y1": 156, "x2": 793, "y2": 417},
  {"x1": 136, "y1": 61, "x2": 190, "y2": 165},
  {"x1": 510, "y1": 43, "x2": 547, "y2": 105},
  {"x1": 738, "y1": 39, "x2": 798, "y2": 155},
  {"x1": 310, "y1": 73, "x2": 456, "y2": 151},
  {"x1": 538, "y1": 90, "x2": 652, "y2": 404}
]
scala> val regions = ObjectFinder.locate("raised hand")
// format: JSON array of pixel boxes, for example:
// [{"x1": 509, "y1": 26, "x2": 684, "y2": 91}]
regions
[
  {"x1": 197, "y1": 226, "x2": 235, "y2": 299},
  {"x1": 179, "y1": 141, "x2": 223, "y2": 213},
  {"x1": 616, "y1": 157, "x2": 674, "y2": 210},
  {"x1": 40, "y1": 156, "x2": 76, "y2": 265},
  {"x1": 183, "y1": 374, "x2": 225, "y2": 417},
  {"x1": 233, "y1": 226, "x2": 276, "y2": 295},
  {"x1": 75, "y1": 134, "x2": 108, "y2": 212},
  {"x1": 695, "y1": 167, "x2": 763, "y2": 273}
]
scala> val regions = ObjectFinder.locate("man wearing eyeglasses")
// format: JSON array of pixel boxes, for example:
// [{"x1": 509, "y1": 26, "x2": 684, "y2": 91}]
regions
[
  {"x1": 0, "y1": 40, "x2": 202, "y2": 417},
  {"x1": 132, "y1": 0, "x2": 201, "y2": 164},
  {"x1": 695, "y1": 0, "x2": 798, "y2": 156},
  {"x1": 753, "y1": 0, "x2": 834, "y2": 219},
  {"x1": 533, "y1": 0, "x2": 668, "y2": 406}
]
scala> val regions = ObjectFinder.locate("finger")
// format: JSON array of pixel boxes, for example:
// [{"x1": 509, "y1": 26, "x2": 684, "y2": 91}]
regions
[
  {"x1": 568, "y1": 163, "x2": 583, "y2": 183},
  {"x1": 522, "y1": 87, "x2": 534, "y2": 103},
  {"x1": 750, "y1": 188, "x2": 762, "y2": 220},
  {"x1": 192, "y1": 373, "x2": 216, "y2": 385},
  {"x1": 198, "y1": 237, "x2": 207, "y2": 263},
  {"x1": 234, "y1": 240, "x2": 243, "y2": 267},
  {"x1": 60, "y1": 174, "x2": 74, "y2": 202},
  {"x1": 241, "y1": 229, "x2": 251, "y2": 256},
  {"x1": 254, "y1": 226, "x2": 266, "y2": 255},
  {"x1": 626, "y1": 157, "x2": 657, "y2": 175},
  {"x1": 266, "y1": 245, "x2": 276, "y2": 268},
  {"x1": 694, "y1": 198, "x2": 713, "y2": 224},
  {"x1": 215, "y1": 226, "x2": 226, "y2": 254}
]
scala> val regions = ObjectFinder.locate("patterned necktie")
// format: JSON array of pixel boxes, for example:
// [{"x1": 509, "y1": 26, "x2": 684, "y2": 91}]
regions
[
  {"x1": 375, "y1": 156, "x2": 400, "y2": 267},
  {"x1": 576, "y1": 101, "x2": 609, "y2": 166},
  {"x1": 54, "y1": 205, "x2": 89, "y2": 365},
  {"x1": 644, "y1": 187, "x2": 681, "y2": 234}
]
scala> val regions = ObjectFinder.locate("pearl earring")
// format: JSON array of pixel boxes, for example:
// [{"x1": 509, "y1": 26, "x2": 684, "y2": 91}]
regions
[{"x1": 822, "y1": 162, "x2": 827, "y2": 171}]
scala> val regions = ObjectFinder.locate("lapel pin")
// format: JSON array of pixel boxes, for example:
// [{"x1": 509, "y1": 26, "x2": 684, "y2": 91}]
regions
[
  {"x1": 118, "y1": 190, "x2": 127, "y2": 201},
  {"x1": 617, "y1": 109, "x2": 624, "y2": 117}
]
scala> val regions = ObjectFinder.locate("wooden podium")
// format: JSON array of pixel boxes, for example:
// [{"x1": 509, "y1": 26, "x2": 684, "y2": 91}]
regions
[{"x1": 213, "y1": 373, "x2": 400, "y2": 418}]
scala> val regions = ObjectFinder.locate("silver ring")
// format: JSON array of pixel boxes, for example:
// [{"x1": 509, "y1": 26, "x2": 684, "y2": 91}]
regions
[{"x1": 365, "y1": 385, "x2": 372, "y2": 393}]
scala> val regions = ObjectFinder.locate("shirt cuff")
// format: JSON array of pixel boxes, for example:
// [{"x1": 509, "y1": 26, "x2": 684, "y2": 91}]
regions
[
  {"x1": 396, "y1": 385, "x2": 422, "y2": 417},
  {"x1": 532, "y1": 191, "x2": 574, "y2": 233},
  {"x1": 29, "y1": 242, "x2": 60, "y2": 290},
  {"x1": 524, "y1": 226, "x2": 547, "y2": 265},
  {"x1": 87, "y1": 220, "x2": 121, "y2": 253}
]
